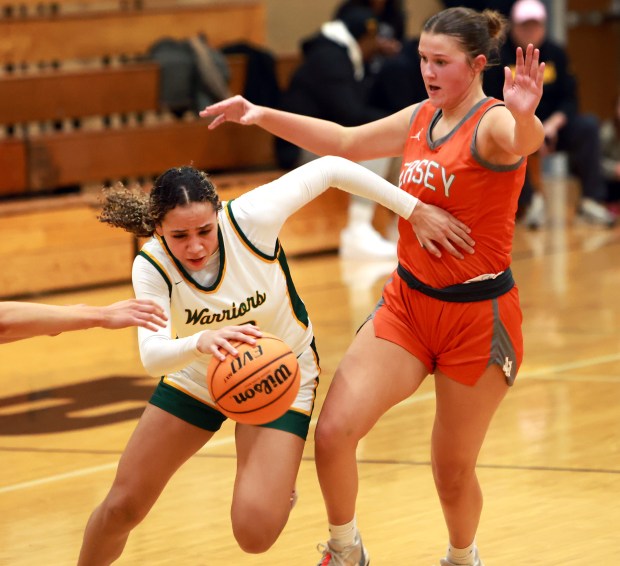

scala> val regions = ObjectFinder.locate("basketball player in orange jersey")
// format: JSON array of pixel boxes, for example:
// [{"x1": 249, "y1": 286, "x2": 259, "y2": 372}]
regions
[
  {"x1": 202, "y1": 7, "x2": 545, "y2": 565},
  {"x1": 77, "y1": 156, "x2": 474, "y2": 564},
  {"x1": 0, "y1": 299, "x2": 167, "y2": 344}
]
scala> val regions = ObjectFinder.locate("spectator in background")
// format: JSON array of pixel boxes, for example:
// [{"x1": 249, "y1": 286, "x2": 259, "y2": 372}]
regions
[
  {"x1": 367, "y1": 35, "x2": 426, "y2": 114},
  {"x1": 601, "y1": 90, "x2": 620, "y2": 210},
  {"x1": 335, "y1": 0, "x2": 407, "y2": 72},
  {"x1": 484, "y1": 0, "x2": 616, "y2": 227},
  {"x1": 278, "y1": 7, "x2": 398, "y2": 260}
]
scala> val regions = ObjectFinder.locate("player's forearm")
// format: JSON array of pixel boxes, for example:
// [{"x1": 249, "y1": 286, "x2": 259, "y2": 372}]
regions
[
  {"x1": 138, "y1": 331, "x2": 202, "y2": 377},
  {"x1": 255, "y1": 106, "x2": 351, "y2": 156},
  {"x1": 317, "y1": 156, "x2": 417, "y2": 218},
  {"x1": 512, "y1": 114, "x2": 545, "y2": 156},
  {"x1": 0, "y1": 302, "x2": 103, "y2": 342}
]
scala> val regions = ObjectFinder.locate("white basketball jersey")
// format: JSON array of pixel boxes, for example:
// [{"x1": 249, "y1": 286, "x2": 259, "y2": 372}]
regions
[{"x1": 138, "y1": 201, "x2": 317, "y2": 407}]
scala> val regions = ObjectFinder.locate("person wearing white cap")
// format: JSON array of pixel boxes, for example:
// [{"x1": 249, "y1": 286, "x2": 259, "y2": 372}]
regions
[
  {"x1": 511, "y1": 0, "x2": 546, "y2": 23},
  {"x1": 485, "y1": 0, "x2": 616, "y2": 228}
]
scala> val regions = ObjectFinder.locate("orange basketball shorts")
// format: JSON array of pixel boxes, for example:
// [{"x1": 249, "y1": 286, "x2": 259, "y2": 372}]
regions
[{"x1": 372, "y1": 272, "x2": 523, "y2": 386}]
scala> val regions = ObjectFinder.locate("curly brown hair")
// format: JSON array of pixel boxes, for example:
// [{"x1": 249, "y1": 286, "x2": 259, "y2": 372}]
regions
[{"x1": 99, "y1": 166, "x2": 222, "y2": 237}]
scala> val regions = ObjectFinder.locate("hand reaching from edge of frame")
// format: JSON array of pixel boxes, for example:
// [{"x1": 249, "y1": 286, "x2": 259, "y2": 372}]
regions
[
  {"x1": 199, "y1": 95, "x2": 262, "y2": 130},
  {"x1": 408, "y1": 201, "x2": 475, "y2": 260},
  {"x1": 100, "y1": 299, "x2": 168, "y2": 331},
  {"x1": 197, "y1": 324, "x2": 263, "y2": 361}
]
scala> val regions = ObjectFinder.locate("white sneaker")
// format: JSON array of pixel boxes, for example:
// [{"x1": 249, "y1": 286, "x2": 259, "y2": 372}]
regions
[
  {"x1": 579, "y1": 198, "x2": 617, "y2": 227},
  {"x1": 339, "y1": 224, "x2": 397, "y2": 260},
  {"x1": 316, "y1": 531, "x2": 370, "y2": 566},
  {"x1": 523, "y1": 192, "x2": 546, "y2": 229}
]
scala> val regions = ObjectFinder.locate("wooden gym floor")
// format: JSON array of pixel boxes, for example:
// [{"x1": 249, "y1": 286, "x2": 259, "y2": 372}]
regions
[{"x1": 1, "y1": 191, "x2": 619, "y2": 565}]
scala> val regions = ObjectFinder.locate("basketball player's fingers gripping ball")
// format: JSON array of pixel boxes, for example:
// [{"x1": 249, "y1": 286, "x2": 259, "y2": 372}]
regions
[{"x1": 207, "y1": 332, "x2": 300, "y2": 424}]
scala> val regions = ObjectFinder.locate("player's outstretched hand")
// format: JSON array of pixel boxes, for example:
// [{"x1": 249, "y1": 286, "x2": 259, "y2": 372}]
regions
[
  {"x1": 408, "y1": 202, "x2": 475, "y2": 259},
  {"x1": 101, "y1": 299, "x2": 168, "y2": 331},
  {"x1": 197, "y1": 324, "x2": 263, "y2": 361},
  {"x1": 503, "y1": 43, "x2": 545, "y2": 121},
  {"x1": 199, "y1": 95, "x2": 262, "y2": 130}
]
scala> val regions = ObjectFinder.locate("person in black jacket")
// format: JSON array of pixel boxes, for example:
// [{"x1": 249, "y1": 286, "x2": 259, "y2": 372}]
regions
[
  {"x1": 366, "y1": 35, "x2": 426, "y2": 114},
  {"x1": 335, "y1": 0, "x2": 406, "y2": 68},
  {"x1": 484, "y1": 0, "x2": 616, "y2": 227},
  {"x1": 279, "y1": 7, "x2": 398, "y2": 260},
  {"x1": 282, "y1": 8, "x2": 385, "y2": 133}
]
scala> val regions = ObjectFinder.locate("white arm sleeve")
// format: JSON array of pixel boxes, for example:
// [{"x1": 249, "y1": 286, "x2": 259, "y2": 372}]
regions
[
  {"x1": 132, "y1": 256, "x2": 204, "y2": 377},
  {"x1": 231, "y1": 155, "x2": 417, "y2": 252}
]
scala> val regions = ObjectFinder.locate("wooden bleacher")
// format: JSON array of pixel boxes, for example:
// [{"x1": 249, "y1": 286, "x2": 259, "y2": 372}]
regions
[
  {"x1": 0, "y1": 52, "x2": 273, "y2": 190},
  {"x1": 0, "y1": 64, "x2": 160, "y2": 124},
  {"x1": 0, "y1": 1, "x2": 273, "y2": 194},
  {"x1": 0, "y1": 139, "x2": 27, "y2": 196},
  {"x1": 0, "y1": 1, "x2": 354, "y2": 299},
  {"x1": 0, "y1": 3, "x2": 266, "y2": 63}
]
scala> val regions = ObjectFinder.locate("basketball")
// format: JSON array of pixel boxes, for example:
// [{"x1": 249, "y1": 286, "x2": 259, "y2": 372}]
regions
[{"x1": 207, "y1": 333, "x2": 300, "y2": 425}]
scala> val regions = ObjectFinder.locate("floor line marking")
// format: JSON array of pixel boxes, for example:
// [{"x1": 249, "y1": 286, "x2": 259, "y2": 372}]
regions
[{"x1": 1, "y1": 353, "x2": 618, "y2": 495}]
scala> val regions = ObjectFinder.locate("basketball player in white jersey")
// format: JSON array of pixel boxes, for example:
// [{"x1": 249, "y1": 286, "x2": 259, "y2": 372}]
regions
[{"x1": 77, "y1": 155, "x2": 473, "y2": 564}]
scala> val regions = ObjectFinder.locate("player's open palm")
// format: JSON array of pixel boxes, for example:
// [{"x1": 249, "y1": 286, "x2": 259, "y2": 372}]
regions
[
  {"x1": 199, "y1": 95, "x2": 261, "y2": 130},
  {"x1": 503, "y1": 43, "x2": 544, "y2": 121},
  {"x1": 102, "y1": 299, "x2": 167, "y2": 331}
]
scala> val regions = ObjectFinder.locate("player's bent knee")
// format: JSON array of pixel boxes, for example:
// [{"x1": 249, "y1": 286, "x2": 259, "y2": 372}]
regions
[
  {"x1": 232, "y1": 516, "x2": 283, "y2": 554},
  {"x1": 314, "y1": 411, "x2": 360, "y2": 450},
  {"x1": 100, "y1": 492, "x2": 151, "y2": 531}
]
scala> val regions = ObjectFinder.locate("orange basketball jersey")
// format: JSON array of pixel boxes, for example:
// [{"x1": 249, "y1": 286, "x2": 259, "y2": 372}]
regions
[{"x1": 397, "y1": 98, "x2": 526, "y2": 288}]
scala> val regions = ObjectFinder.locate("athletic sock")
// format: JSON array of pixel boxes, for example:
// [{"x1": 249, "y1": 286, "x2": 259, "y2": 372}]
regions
[
  {"x1": 446, "y1": 540, "x2": 477, "y2": 565},
  {"x1": 328, "y1": 517, "x2": 357, "y2": 551}
]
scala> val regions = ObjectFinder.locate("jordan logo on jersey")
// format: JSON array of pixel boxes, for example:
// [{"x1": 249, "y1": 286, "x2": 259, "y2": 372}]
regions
[
  {"x1": 185, "y1": 290, "x2": 267, "y2": 325},
  {"x1": 411, "y1": 128, "x2": 423, "y2": 141}
]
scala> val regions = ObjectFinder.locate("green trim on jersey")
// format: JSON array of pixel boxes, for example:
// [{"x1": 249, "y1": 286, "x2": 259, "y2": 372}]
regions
[
  {"x1": 157, "y1": 232, "x2": 226, "y2": 292},
  {"x1": 308, "y1": 336, "x2": 320, "y2": 367},
  {"x1": 138, "y1": 250, "x2": 173, "y2": 297},
  {"x1": 225, "y1": 200, "x2": 281, "y2": 260},
  {"x1": 226, "y1": 199, "x2": 309, "y2": 328},
  {"x1": 278, "y1": 251, "x2": 309, "y2": 328}
]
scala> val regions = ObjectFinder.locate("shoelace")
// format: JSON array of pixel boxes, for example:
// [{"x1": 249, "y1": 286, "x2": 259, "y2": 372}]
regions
[{"x1": 316, "y1": 543, "x2": 348, "y2": 566}]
